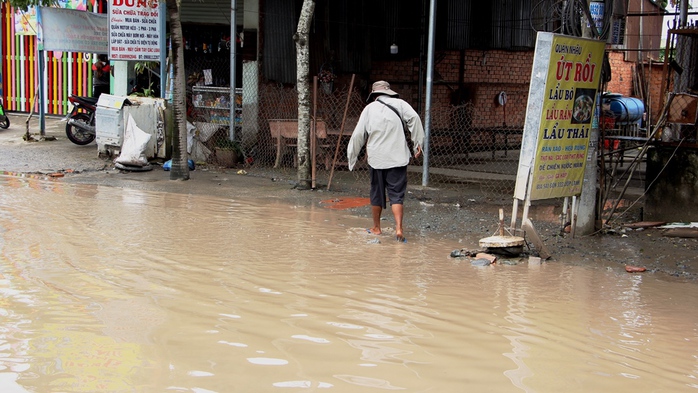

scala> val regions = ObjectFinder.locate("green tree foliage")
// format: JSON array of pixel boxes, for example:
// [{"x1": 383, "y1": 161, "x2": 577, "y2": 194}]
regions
[{"x1": 6, "y1": 0, "x2": 53, "y2": 11}]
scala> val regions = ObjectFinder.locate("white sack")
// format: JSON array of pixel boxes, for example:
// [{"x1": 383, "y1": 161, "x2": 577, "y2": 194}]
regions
[
  {"x1": 187, "y1": 121, "x2": 197, "y2": 154},
  {"x1": 189, "y1": 138, "x2": 212, "y2": 163},
  {"x1": 115, "y1": 114, "x2": 151, "y2": 167}
]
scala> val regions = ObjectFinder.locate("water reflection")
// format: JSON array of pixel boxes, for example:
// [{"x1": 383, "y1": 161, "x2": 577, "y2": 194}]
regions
[{"x1": 0, "y1": 175, "x2": 697, "y2": 392}]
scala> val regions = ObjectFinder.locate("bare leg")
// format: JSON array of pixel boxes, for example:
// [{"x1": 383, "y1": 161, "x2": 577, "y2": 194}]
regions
[
  {"x1": 392, "y1": 203, "x2": 404, "y2": 240},
  {"x1": 369, "y1": 205, "x2": 383, "y2": 235}
]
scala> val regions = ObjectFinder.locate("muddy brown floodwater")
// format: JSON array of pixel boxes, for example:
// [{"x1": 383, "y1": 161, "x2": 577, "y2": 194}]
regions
[{"x1": 1, "y1": 175, "x2": 697, "y2": 393}]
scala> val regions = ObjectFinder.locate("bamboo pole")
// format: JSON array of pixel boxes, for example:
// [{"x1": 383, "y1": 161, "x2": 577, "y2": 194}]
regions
[{"x1": 327, "y1": 74, "x2": 355, "y2": 191}]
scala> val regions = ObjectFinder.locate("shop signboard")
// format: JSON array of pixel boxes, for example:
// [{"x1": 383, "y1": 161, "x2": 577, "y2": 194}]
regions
[
  {"x1": 589, "y1": 1, "x2": 605, "y2": 36},
  {"x1": 108, "y1": 0, "x2": 162, "y2": 60},
  {"x1": 37, "y1": 7, "x2": 108, "y2": 53},
  {"x1": 515, "y1": 32, "x2": 605, "y2": 201}
]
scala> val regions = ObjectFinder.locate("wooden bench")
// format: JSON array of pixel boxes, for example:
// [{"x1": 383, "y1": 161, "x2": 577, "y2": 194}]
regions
[{"x1": 268, "y1": 119, "x2": 331, "y2": 169}]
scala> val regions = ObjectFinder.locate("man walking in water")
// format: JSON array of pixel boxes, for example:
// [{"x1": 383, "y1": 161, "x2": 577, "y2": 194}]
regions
[{"x1": 347, "y1": 80, "x2": 425, "y2": 242}]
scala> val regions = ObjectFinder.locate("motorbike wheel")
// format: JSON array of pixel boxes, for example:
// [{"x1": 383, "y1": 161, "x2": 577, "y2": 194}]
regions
[
  {"x1": 0, "y1": 115, "x2": 9, "y2": 129},
  {"x1": 65, "y1": 113, "x2": 95, "y2": 145}
]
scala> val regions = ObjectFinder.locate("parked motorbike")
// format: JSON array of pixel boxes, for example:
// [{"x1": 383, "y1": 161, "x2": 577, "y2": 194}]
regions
[
  {"x1": 0, "y1": 97, "x2": 9, "y2": 129},
  {"x1": 65, "y1": 95, "x2": 98, "y2": 145}
]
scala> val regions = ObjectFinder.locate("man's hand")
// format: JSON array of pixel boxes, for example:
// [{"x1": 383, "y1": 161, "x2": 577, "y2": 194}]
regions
[{"x1": 414, "y1": 145, "x2": 423, "y2": 159}]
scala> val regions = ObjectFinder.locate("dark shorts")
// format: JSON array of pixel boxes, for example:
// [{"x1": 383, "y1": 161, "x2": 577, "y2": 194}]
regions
[{"x1": 369, "y1": 166, "x2": 407, "y2": 209}]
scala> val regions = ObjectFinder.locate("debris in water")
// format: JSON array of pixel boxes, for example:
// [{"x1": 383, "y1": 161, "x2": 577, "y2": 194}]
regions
[
  {"x1": 624, "y1": 221, "x2": 666, "y2": 229},
  {"x1": 664, "y1": 228, "x2": 698, "y2": 238},
  {"x1": 471, "y1": 258, "x2": 493, "y2": 266},
  {"x1": 625, "y1": 265, "x2": 647, "y2": 273},
  {"x1": 450, "y1": 249, "x2": 484, "y2": 258},
  {"x1": 474, "y1": 253, "x2": 497, "y2": 264},
  {"x1": 479, "y1": 208, "x2": 526, "y2": 257}
]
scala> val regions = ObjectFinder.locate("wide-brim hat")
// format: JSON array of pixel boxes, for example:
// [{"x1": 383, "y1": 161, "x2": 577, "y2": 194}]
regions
[{"x1": 367, "y1": 80, "x2": 399, "y2": 102}]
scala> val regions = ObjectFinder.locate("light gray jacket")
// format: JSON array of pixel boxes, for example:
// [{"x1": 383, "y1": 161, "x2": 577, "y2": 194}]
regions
[{"x1": 347, "y1": 96, "x2": 425, "y2": 171}]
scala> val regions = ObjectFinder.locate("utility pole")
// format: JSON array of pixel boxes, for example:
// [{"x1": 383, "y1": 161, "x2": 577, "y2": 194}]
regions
[
  {"x1": 679, "y1": 0, "x2": 689, "y2": 27},
  {"x1": 422, "y1": 0, "x2": 436, "y2": 186},
  {"x1": 576, "y1": 0, "x2": 603, "y2": 234}
]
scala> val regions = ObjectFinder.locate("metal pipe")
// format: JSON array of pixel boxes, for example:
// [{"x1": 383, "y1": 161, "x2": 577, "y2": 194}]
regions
[
  {"x1": 639, "y1": 0, "x2": 643, "y2": 54},
  {"x1": 680, "y1": 0, "x2": 689, "y2": 27},
  {"x1": 39, "y1": 50, "x2": 45, "y2": 136},
  {"x1": 160, "y1": 0, "x2": 167, "y2": 99},
  {"x1": 625, "y1": 11, "x2": 698, "y2": 17},
  {"x1": 422, "y1": 0, "x2": 436, "y2": 187},
  {"x1": 230, "y1": 0, "x2": 237, "y2": 141},
  {"x1": 417, "y1": 0, "x2": 427, "y2": 111}
]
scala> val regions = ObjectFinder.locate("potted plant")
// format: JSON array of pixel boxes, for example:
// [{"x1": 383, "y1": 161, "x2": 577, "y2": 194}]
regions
[
  {"x1": 318, "y1": 65, "x2": 336, "y2": 94},
  {"x1": 214, "y1": 137, "x2": 243, "y2": 167}
]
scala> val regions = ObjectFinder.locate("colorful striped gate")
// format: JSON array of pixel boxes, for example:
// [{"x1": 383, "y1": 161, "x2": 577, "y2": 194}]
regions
[{"x1": 1, "y1": 2, "x2": 103, "y2": 115}]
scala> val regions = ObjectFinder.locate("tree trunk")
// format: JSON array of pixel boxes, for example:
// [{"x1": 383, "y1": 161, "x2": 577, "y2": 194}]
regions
[
  {"x1": 166, "y1": 0, "x2": 190, "y2": 180},
  {"x1": 293, "y1": 0, "x2": 315, "y2": 189}
]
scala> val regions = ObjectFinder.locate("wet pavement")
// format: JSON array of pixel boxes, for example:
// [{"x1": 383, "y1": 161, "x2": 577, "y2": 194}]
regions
[
  {"x1": 0, "y1": 114, "x2": 109, "y2": 175},
  {"x1": 2, "y1": 157, "x2": 698, "y2": 392},
  {"x1": 1, "y1": 112, "x2": 697, "y2": 282},
  {"x1": 2, "y1": 112, "x2": 698, "y2": 391}
]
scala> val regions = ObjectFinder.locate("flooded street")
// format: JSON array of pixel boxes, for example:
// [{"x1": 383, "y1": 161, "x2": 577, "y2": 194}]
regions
[{"x1": 1, "y1": 175, "x2": 697, "y2": 393}]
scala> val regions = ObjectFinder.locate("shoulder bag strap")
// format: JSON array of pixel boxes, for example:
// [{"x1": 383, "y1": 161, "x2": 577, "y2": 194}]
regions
[{"x1": 376, "y1": 97, "x2": 411, "y2": 151}]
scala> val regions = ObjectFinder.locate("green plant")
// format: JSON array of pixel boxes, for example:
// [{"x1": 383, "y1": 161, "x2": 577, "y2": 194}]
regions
[
  {"x1": 215, "y1": 138, "x2": 243, "y2": 154},
  {"x1": 129, "y1": 82, "x2": 156, "y2": 97},
  {"x1": 214, "y1": 137, "x2": 244, "y2": 167},
  {"x1": 131, "y1": 61, "x2": 159, "y2": 97}
]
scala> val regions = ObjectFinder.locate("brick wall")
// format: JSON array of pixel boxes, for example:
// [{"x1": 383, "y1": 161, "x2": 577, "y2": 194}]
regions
[
  {"x1": 605, "y1": 51, "x2": 666, "y2": 123},
  {"x1": 606, "y1": 51, "x2": 635, "y2": 97},
  {"x1": 371, "y1": 50, "x2": 534, "y2": 129},
  {"x1": 369, "y1": 49, "x2": 668, "y2": 130}
]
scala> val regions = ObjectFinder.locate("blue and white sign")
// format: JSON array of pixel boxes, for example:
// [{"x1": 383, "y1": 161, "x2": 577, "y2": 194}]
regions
[{"x1": 589, "y1": 1, "x2": 605, "y2": 35}]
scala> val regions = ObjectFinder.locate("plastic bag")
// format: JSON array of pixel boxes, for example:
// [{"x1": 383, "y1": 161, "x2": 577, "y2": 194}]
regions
[
  {"x1": 163, "y1": 159, "x2": 195, "y2": 171},
  {"x1": 115, "y1": 114, "x2": 151, "y2": 167}
]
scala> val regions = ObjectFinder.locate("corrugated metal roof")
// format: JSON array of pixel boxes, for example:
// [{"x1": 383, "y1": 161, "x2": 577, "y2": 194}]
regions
[
  {"x1": 259, "y1": 0, "x2": 545, "y2": 84},
  {"x1": 180, "y1": 0, "x2": 244, "y2": 26},
  {"x1": 262, "y1": 0, "x2": 298, "y2": 84},
  {"x1": 492, "y1": 0, "x2": 534, "y2": 49},
  {"x1": 331, "y1": 1, "x2": 371, "y2": 73},
  {"x1": 446, "y1": 0, "x2": 471, "y2": 50}
]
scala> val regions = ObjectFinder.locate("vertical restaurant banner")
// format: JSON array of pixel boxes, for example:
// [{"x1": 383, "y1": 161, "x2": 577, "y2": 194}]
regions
[
  {"x1": 529, "y1": 34, "x2": 605, "y2": 200},
  {"x1": 109, "y1": 0, "x2": 162, "y2": 60}
]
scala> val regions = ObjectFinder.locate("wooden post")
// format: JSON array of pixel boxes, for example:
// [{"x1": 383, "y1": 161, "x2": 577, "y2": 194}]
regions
[{"x1": 327, "y1": 74, "x2": 355, "y2": 191}]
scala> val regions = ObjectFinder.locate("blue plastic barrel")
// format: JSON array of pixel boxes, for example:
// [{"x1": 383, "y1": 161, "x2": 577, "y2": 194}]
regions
[{"x1": 606, "y1": 96, "x2": 644, "y2": 124}]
